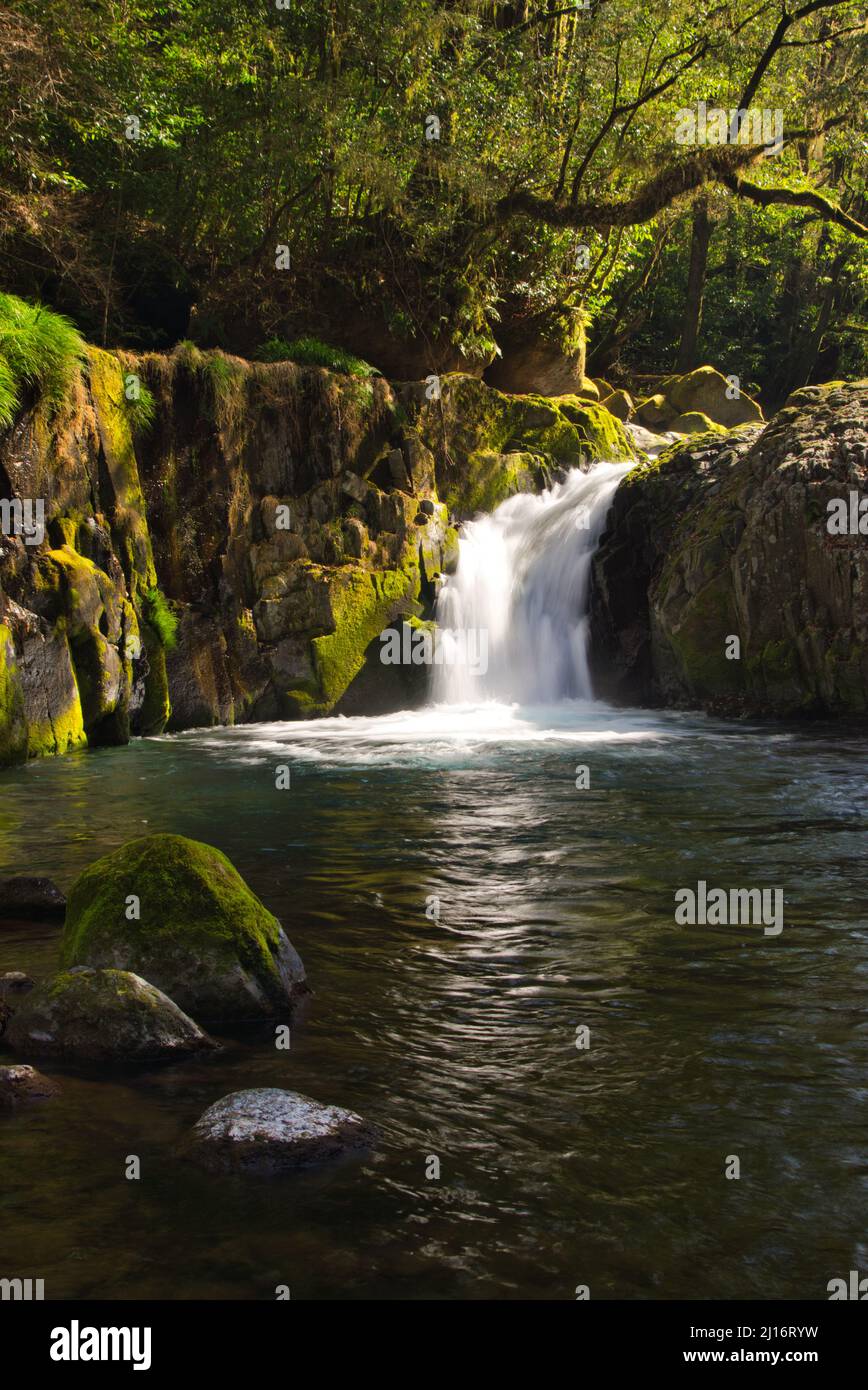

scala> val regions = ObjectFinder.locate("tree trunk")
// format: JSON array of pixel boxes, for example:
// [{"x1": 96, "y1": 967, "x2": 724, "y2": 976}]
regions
[{"x1": 676, "y1": 194, "x2": 712, "y2": 372}]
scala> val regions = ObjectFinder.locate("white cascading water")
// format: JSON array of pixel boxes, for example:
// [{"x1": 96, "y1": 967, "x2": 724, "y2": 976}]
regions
[{"x1": 432, "y1": 462, "x2": 632, "y2": 705}]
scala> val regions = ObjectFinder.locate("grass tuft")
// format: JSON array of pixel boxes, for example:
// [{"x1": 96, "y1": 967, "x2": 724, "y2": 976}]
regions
[
  {"x1": 142, "y1": 586, "x2": 178, "y2": 650},
  {"x1": 255, "y1": 335, "x2": 377, "y2": 378},
  {"x1": 0, "y1": 292, "x2": 85, "y2": 425}
]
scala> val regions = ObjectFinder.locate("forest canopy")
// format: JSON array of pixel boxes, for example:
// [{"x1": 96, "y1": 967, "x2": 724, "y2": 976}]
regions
[{"x1": 1, "y1": 0, "x2": 865, "y2": 400}]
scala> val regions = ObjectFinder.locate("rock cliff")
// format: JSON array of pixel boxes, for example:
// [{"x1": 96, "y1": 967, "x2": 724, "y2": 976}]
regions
[
  {"x1": 591, "y1": 381, "x2": 868, "y2": 717},
  {"x1": 0, "y1": 333, "x2": 632, "y2": 763}
]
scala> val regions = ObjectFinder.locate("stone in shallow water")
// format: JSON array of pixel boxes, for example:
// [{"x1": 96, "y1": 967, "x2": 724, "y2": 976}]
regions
[
  {"x1": 4, "y1": 967, "x2": 218, "y2": 1061},
  {"x1": 0, "y1": 971, "x2": 35, "y2": 996},
  {"x1": 181, "y1": 1087, "x2": 375, "y2": 1175},
  {"x1": 0, "y1": 1064, "x2": 61, "y2": 1107},
  {"x1": 0, "y1": 876, "x2": 66, "y2": 919}
]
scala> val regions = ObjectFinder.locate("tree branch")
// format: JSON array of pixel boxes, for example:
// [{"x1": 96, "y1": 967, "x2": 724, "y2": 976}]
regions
[
  {"x1": 494, "y1": 142, "x2": 868, "y2": 237},
  {"x1": 720, "y1": 170, "x2": 868, "y2": 235}
]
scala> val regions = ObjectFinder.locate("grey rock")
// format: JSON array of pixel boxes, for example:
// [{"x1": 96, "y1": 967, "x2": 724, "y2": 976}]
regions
[{"x1": 181, "y1": 1087, "x2": 375, "y2": 1175}]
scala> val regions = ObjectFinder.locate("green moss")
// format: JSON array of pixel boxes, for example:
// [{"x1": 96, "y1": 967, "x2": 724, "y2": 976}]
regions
[
  {"x1": 665, "y1": 577, "x2": 744, "y2": 698},
  {"x1": 26, "y1": 691, "x2": 87, "y2": 760},
  {"x1": 0, "y1": 625, "x2": 27, "y2": 766},
  {"x1": 444, "y1": 449, "x2": 539, "y2": 515},
  {"x1": 138, "y1": 623, "x2": 171, "y2": 734},
  {"x1": 670, "y1": 412, "x2": 729, "y2": 436},
  {"x1": 87, "y1": 347, "x2": 157, "y2": 601},
  {"x1": 304, "y1": 564, "x2": 419, "y2": 714},
  {"x1": 60, "y1": 834, "x2": 295, "y2": 1017},
  {"x1": 142, "y1": 586, "x2": 178, "y2": 649}
]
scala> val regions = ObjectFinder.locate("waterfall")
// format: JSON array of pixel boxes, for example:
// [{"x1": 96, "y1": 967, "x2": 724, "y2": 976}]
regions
[{"x1": 432, "y1": 462, "x2": 631, "y2": 705}]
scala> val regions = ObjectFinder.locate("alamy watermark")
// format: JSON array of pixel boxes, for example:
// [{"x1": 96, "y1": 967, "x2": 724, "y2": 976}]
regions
[
  {"x1": 379, "y1": 621, "x2": 488, "y2": 675},
  {"x1": 675, "y1": 880, "x2": 783, "y2": 936},
  {"x1": 675, "y1": 101, "x2": 783, "y2": 157},
  {"x1": 0, "y1": 497, "x2": 45, "y2": 546},
  {"x1": 1, "y1": 1275, "x2": 44, "y2": 1299},
  {"x1": 826, "y1": 491, "x2": 868, "y2": 535}
]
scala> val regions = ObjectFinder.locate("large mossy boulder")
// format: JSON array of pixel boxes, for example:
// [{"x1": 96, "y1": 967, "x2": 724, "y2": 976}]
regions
[
  {"x1": 60, "y1": 835, "x2": 306, "y2": 1021},
  {"x1": 664, "y1": 366, "x2": 763, "y2": 428},
  {"x1": 4, "y1": 967, "x2": 216, "y2": 1061}
]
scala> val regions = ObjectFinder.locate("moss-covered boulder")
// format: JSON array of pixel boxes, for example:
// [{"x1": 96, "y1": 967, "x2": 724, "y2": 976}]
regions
[
  {"x1": 600, "y1": 389, "x2": 634, "y2": 421},
  {"x1": 665, "y1": 366, "x2": 763, "y2": 428},
  {"x1": 636, "y1": 393, "x2": 679, "y2": 430},
  {"x1": 670, "y1": 411, "x2": 729, "y2": 436},
  {"x1": 60, "y1": 834, "x2": 306, "y2": 1021},
  {"x1": 4, "y1": 967, "x2": 217, "y2": 1061}
]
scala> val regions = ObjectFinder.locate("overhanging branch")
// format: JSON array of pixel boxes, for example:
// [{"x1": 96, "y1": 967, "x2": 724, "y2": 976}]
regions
[{"x1": 492, "y1": 142, "x2": 867, "y2": 238}]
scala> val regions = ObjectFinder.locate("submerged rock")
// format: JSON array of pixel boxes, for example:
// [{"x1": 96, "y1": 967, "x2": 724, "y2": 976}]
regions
[
  {"x1": 4, "y1": 967, "x2": 217, "y2": 1061},
  {"x1": 0, "y1": 876, "x2": 66, "y2": 919},
  {"x1": 181, "y1": 1088, "x2": 374, "y2": 1175},
  {"x1": 60, "y1": 834, "x2": 306, "y2": 1021},
  {"x1": 0, "y1": 1063, "x2": 61, "y2": 1107},
  {"x1": 0, "y1": 971, "x2": 35, "y2": 996}
]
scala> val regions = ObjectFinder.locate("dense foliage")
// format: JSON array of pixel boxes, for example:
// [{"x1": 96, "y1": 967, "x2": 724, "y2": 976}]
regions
[{"x1": 0, "y1": 0, "x2": 865, "y2": 398}]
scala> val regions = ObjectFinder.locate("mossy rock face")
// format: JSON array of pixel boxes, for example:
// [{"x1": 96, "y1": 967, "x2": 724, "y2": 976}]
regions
[
  {"x1": 4, "y1": 967, "x2": 217, "y2": 1061},
  {"x1": 592, "y1": 380, "x2": 868, "y2": 716},
  {"x1": 782, "y1": 381, "x2": 848, "y2": 409},
  {"x1": 60, "y1": 835, "x2": 306, "y2": 1021},
  {"x1": 0, "y1": 624, "x2": 27, "y2": 766}
]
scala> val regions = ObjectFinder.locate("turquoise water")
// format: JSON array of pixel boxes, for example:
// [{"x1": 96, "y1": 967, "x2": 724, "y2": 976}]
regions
[{"x1": 1, "y1": 700, "x2": 867, "y2": 1299}]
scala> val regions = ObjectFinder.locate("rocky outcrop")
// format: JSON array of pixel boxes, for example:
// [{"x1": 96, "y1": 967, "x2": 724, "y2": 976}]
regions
[
  {"x1": 180, "y1": 1087, "x2": 375, "y2": 1174},
  {"x1": 1, "y1": 335, "x2": 633, "y2": 760},
  {"x1": 60, "y1": 834, "x2": 306, "y2": 1021},
  {"x1": 591, "y1": 382, "x2": 868, "y2": 716},
  {"x1": 4, "y1": 967, "x2": 217, "y2": 1061},
  {"x1": 0, "y1": 347, "x2": 168, "y2": 760}
]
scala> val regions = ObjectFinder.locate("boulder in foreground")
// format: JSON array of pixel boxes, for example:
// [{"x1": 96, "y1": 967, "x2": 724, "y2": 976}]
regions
[
  {"x1": 60, "y1": 834, "x2": 306, "y2": 1021},
  {"x1": 181, "y1": 1087, "x2": 375, "y2": 1175},
  {"x1": 5, "y1": 966, "x2": 217, "y2": 1061}
]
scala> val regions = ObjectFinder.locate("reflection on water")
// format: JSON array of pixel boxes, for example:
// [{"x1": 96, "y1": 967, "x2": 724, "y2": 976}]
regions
[{"x1": 1, "y1": 700, "x2": 867, "y2": 1299}]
